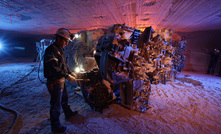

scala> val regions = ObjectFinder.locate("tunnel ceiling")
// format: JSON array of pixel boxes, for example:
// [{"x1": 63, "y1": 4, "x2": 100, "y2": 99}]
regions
[{"x1": 0, "y1": 0, "x2": 221, "y2": 34}]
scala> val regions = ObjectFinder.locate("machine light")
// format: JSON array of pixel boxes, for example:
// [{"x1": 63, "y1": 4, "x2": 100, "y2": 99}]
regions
[
  {"x1": 75, "y1": 67, "x2": 80, "y2": 72},
  {"x1": 75, "y1": 34, "x2": 80, "y2": 39},
  {"x1": 74, "y1": 65, "x2": 85, "y2": 73}
]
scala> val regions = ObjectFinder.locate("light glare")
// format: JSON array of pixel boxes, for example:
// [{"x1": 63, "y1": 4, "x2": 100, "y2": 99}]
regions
[
  {"x1": 75, "y1": 34, "x2": 79, "y2": 39},
  {"x1": 93, "y1": 50, "x2": 96, "y2": 55},
  {"x1": 75, "y1": 67, "x2": 80, "y2": 72}
]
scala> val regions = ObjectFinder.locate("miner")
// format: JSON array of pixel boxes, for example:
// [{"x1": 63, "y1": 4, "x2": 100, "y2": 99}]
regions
[
  {"x1": 44, "y1": 28, "x2": 78, "y2": 133},
  {"x1": 207, "y1": 49, "x2": 220, "y2": 75}
]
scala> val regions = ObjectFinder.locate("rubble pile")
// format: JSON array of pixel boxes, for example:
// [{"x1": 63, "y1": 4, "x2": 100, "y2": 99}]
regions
[
  {"x1": 139, "y1": 28, "x2": 175, "y2": 84},
  {"x1": 136, "y1": 28, "x2": 186, "y2": 84},
  {"x1": 172, "y1": 40, "x2": 186, "y2": 73},
  {"x1": 94, "y1": 24, "x2": 152, "y2": 112}
]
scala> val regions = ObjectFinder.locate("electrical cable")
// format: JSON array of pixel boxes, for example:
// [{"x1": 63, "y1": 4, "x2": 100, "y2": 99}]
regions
[
  {"x1": 0, "y1": 53, "x2": 40, "y2": 134},
  {"x1": 0, "y1": 38, "x2": 55, "y2": 133},
  {"x1": 0, "y1": 53, "x2": 40, "y2": 98},
  {"x1": 0, "y1": 103, "x2": 21, "y2": 134},
  {"x1": 37, "y1": 54, "x2": 46, "y2": 84}
]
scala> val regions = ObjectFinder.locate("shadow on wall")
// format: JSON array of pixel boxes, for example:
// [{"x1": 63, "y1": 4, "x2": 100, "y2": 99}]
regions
[
  {"x1": 182, "y1": 30, "x2": 221, "y2": 74},
  {"x1": 183, "y1": 50, "x2": 194, "y2": 71}
]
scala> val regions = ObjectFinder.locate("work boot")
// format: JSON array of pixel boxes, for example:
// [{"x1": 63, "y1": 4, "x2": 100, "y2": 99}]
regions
[
  {"x1": 65, "y1": 110, "x2": 78, "y2": 119},
  {"x1": 52, "y1": 125, "x2": 67, "y2": 133}
]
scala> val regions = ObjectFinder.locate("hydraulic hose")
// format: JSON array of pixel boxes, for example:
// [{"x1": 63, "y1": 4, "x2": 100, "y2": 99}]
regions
[
  {"x1": 0, "y1": 104, "x2": 22, "y2": 134},
  {"x1": 0, "y1": 53, "x2": 40, "y2": 134}
]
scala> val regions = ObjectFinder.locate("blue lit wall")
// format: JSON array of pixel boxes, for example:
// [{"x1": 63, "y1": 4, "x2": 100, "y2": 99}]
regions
[{"x1": 0, "y1": 29, "x2": 53, "y2": 61}]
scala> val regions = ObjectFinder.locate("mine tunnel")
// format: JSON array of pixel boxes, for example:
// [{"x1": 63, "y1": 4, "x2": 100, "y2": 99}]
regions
[{"x1": 0, "y1": 0, "x2": 221, "y2": 133}]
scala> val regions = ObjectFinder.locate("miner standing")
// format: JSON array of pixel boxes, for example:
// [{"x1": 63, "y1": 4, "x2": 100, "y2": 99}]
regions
[
  {"x1": 207, "y1": 49, "x2": 220, "y2": 75},
  {"x1": 44, "y1": 28, "x2": 78, "y2": 133}
]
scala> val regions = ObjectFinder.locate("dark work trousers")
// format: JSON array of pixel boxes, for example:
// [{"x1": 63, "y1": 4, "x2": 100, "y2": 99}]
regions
[
  {"x1": 47, "y1": 81, "x2": 72, "y2": 128},
  {"x1": 207, "y1": 60, "x2": 217, "y2": 75}
]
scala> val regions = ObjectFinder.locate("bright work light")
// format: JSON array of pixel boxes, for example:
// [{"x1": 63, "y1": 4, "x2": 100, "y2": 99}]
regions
[
  {"x1": 75, "y1": 34, "x2": 80, "y2": 39},
  {"x1": 75, "y1": 67, "x2": 80, "y2": 72},
  {"x1": 74, "y1": 65, "x2": 84, "y2": 72}
]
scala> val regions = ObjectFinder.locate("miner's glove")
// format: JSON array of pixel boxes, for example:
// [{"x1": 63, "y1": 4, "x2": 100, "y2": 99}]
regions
[
  {"x1": 71, "y1": 72, "x2": 77, "y2": 78},
  {"x1": 67, "y1": 74, "x2": 76, "y2": 83}
]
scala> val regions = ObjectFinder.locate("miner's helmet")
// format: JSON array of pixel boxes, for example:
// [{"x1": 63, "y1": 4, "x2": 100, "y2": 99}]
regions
[{"x1": 56, "y1": 28, "x2": 74, "y2": 42}]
